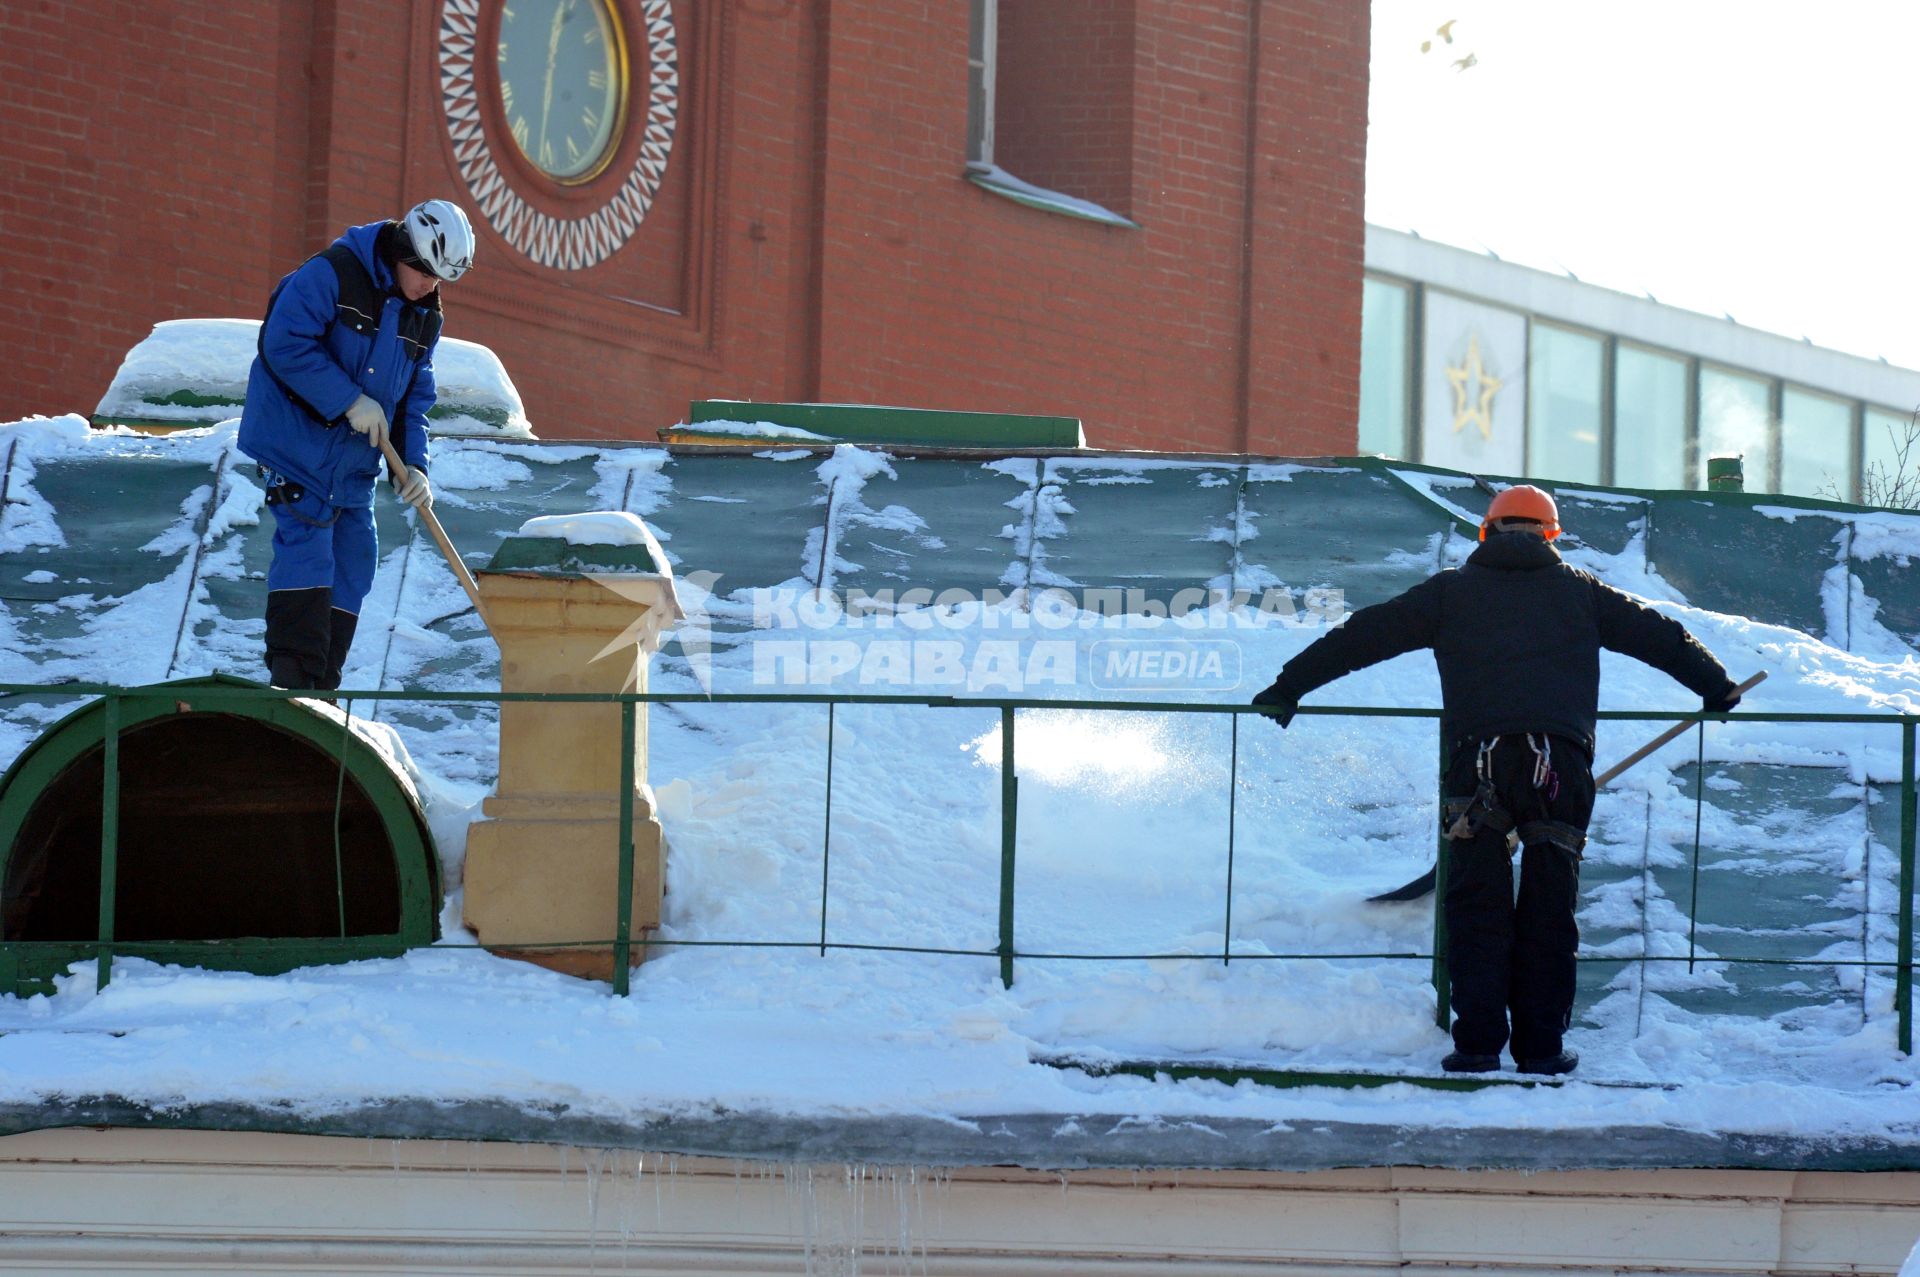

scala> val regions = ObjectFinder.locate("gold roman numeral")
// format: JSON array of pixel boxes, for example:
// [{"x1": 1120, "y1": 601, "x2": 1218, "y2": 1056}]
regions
[
  {"x1": 583, "y1": 26, "x2": 601, "y2": 45},
  {"x1": 512, "y1": 117, "x2": 530, "y2": 148},
  {"x1": 566, "y1": 136, "x2": 582, "y2": 162},
  {"x1": 582, "y1": 105, "x2": 599, "y2": 130},
  {"x1": 588, "y1": 69, "x2": 607, "y2": 90},
  {"x1": 497, "y1": 40, "x2": 508, "y2": 63},
  {"x1": 501, "y1": 80, "x2": 515, "y2": 111},
  {"x1": 540, "y1": 138, "x2": 554, "y2": 168}
]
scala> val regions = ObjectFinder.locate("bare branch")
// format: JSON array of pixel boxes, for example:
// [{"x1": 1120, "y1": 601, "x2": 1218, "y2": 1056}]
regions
[{"x1": 1855, "y1": 406, "x2": 1920, "y2": 510}]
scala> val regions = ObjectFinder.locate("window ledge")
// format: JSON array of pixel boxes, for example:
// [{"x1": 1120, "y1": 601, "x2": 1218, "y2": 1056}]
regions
[{"x1": 964, "y1": 164, "x2": 1139, "y2": 229}]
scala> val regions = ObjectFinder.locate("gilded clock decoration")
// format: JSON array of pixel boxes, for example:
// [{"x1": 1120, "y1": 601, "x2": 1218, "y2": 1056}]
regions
[
  {"x1": 1446, "y1": 333, "x2": 1504, "y2": 441},
  {"x1": 438, "y1": 0, "x2": 679, "y2": 270}
]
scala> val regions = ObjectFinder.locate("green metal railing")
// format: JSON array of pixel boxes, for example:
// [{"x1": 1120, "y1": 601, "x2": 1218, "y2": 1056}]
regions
[{"x1": 0, "y1": 681, "x2": 1914, "y2": 1053}]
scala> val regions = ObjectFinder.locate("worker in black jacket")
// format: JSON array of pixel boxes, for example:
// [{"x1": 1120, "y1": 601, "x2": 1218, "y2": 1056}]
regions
[{"x1": 1251, "y1": 485, "x2": 1740, "y2": 1075}]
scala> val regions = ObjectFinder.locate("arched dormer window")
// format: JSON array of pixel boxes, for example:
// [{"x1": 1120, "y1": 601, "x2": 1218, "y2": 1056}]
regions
[{"x1": 0, "y1": 676, "x2": 439, "y2": 995}]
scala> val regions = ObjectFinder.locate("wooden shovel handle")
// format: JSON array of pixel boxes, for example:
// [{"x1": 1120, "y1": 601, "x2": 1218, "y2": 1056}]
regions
[
  {"x1": 1595, "y1": 670, "x2": 1768, "y2": 787},
  {"x1": 378, "y1": 435, "x2": 493, "y2": 635}
]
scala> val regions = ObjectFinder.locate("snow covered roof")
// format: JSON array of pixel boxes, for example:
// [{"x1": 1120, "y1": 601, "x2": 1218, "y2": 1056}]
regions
[{"x1": 5, "y1": 416, "x2": 1920, "y2": 1171}]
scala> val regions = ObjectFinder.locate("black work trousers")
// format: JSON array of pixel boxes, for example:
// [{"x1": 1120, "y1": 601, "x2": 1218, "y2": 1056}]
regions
[{"x1": 1442, "y1": 733, "x2": 1595, "y2": 1061}]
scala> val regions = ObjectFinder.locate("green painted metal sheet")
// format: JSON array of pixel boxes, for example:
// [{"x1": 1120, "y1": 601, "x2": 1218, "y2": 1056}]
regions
[
  {"x1": 1646, "y1": 762, "x2": 1863, "y2": 1019},
  {"x1": 648, "y1": 452, "x2": 827, "y2": 596},
  {"x1": 828, "y1": 457, "x2": 1035, "y2": 599},
  {"x1": 1552, "y1": 491, "x2": 1649, "y2": 559},
  {"x1": 1573, "y1": 760, "x2": 1888, "y2": 1033},
  {"x1": 1031, "y1": 459, "x2": 1241, "y2": 608},
  {"x1": 690, "y1": 400, "x2": 1085, "y2": 449},
  {"x1": 1239, "y1": 466, "x2": 1451, "y2": 610},
  {"x1": 1648, "y1": 498, "x2": 1838, "y2": 638},
  {"x1": 2, "y1": 455, "x2": 214, "y2": 656},
  {"x1": 486, "y1": 535, "x2": 665, "y2": 576},
  {"x1": 1850, "y1": 547, "x2": 1920, "y2": 648}
]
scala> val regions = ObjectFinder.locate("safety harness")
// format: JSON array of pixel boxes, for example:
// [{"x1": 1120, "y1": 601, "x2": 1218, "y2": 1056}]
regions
[{"x1": 1442, "y1": 734, "x2": 1588, "y2": 858}]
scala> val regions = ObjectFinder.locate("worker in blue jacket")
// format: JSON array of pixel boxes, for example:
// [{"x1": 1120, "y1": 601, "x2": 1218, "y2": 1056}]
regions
[{"x1": 238, "y1": 199, "x2": 475, "y2": 690}]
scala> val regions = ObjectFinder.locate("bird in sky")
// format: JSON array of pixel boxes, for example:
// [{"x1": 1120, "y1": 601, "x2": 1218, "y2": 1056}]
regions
[{"x1": 1420, "y1": 18, "x2": 1457, "y2": 53}]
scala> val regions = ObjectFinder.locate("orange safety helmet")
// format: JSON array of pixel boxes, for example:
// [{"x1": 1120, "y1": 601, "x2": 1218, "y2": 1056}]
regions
[{"x1": 1479, "y1": 484, "x2": 1561, "y2": 541}]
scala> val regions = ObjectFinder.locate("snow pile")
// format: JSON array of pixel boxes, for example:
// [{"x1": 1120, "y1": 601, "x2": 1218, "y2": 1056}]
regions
[
  {"x1": 0, "y1": 415, "x2": 94, "y2": 552},
  {"x1": 519, "y1": 510, "x2": 659, "y2": 547},
  {"x1": 513, "y1": 510, "x2": 678, "y2": 597},
  {"x1": 91, "y1": 319, "x2": 534, "y2": 437},
  {"x1": 430, "y1": 337, "x2": 535, "y2": 439},
  {"x1": 676, "y1": 417, "x2": 835, "y2": 443},
  {"x1": 93, "y1": 319, "x2": 257, "y2": 424}
]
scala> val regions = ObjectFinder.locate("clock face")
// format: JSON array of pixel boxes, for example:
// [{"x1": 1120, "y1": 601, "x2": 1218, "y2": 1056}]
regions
[{"x1": 496, "y1": 0, "x2": 627, "y2": 183}]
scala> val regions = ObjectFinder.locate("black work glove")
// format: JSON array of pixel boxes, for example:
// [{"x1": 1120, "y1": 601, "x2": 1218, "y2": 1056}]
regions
[
  {"x1": 1702, "y1": 681, "x2": 1742, "y2": 714},
  {"x1": 1251, "y1": 679, "x2": 1299, "y2": 728}
]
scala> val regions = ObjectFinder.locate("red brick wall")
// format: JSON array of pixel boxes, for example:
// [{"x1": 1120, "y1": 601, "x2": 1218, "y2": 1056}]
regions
[
  {"x1": 0, "y1": 1, "x2": 323, "y2": 418},
  {"x1": 810, "y1": 0, "x2": 1368, "y2": 453},
  {"x1": 1245, "y1": 0, "x2": 1371, "y2": 456},
  {"x1": 0, "y1": 0, "x2": 1367, "y2": 457},
  {"x1": 993, "y1": 0, "x2": 1137, "y2": 217}
]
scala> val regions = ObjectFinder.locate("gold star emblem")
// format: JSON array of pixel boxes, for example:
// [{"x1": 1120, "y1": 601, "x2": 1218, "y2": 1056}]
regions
[{"x1": 1446, "y1": 334, "x2": 1503, "y2": 441}]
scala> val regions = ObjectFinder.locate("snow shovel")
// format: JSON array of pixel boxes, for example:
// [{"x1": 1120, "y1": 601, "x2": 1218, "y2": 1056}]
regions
[
  {"x1": 1365, "y1": 671, "x2": 1769, "y2": 903},
  {"x1": 378, "y1": 436, "x2": 493, "y2": 635}
]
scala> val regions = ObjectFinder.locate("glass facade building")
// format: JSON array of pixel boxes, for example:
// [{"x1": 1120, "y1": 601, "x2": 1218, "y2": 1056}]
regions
[{"x1": 1360, "y1": 227, "x2": 1920, "y2": 501}]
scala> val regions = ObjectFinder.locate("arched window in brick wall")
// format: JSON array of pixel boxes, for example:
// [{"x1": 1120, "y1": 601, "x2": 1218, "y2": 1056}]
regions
[{"x1": 967, "y1": 0, "x2": 1137, "y2": 221}]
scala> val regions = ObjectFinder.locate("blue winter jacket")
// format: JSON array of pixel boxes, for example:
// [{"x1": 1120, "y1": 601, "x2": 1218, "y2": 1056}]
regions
[{"x1": 238, "y1": 221, "x2": 437, "y2": 508}]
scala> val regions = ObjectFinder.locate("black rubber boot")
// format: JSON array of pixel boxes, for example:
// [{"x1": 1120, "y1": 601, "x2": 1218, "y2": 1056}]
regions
[
  {"x1": 1441, "y1": 1051, "x2": 1501, "y2": 1074},
  {"x1": 268, "y1": 654, "x2": 314, "y2": 690},
  {"x1": 1516, "y1": 1050, "x2": 1578, "y2": 1076},
  {"x1": 321, "y1": 608, "x2": 359, "y2": 691},
  {"x1": 265, "y1": 587, "x2": 333, "y2": 689}
]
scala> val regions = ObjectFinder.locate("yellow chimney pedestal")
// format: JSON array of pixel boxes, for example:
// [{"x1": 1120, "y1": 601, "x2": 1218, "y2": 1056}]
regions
[{"x1": 462, "y1": 538, "x2": 679, "y2": 983}]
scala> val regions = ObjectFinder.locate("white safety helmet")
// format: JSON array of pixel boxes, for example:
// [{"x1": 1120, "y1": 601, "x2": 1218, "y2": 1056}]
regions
[{"x1": 400, "y1": 199, "x2": 475, "y2": 282}]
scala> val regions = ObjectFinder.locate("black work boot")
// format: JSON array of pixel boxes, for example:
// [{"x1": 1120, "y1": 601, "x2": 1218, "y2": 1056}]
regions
[
  {"x1": 268, "y1": 653, "x2": 316, "y2": 690},
  {"x1": 1441, "y1": 1051, "x2": 1501, "y2": 1073},
  {"x1": 1516, "y1": 1050, "x2": 1579, "y2": 1076},
  {"x1": 321, "y1": 608, "x2": 360, "y2": 691},
  {"x1": 266, "y1": 587, "x2": 333, "y2": 689}
]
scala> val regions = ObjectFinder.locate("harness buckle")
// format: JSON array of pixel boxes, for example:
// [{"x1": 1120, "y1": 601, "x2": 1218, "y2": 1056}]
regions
[
  {"x1": 262, "y1": 476, "x2": 305, "y2": 507},
  {"x1": 1443, "y1": 778, "x2": 1517, "y2": 848}
]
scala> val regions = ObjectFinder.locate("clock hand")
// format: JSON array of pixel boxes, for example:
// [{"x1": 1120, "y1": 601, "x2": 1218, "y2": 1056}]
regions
[{"x1": 538, "y1": 0, "x2": 567, "y2": 158}]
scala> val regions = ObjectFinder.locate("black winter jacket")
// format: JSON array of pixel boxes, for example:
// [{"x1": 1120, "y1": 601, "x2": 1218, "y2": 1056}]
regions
[{"x1": 1271, "y1": 533, "x2": 1733, "y2": 757}]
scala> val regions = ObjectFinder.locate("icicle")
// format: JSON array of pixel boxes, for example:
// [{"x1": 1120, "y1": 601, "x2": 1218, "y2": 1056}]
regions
[{"x1": 585, "y1": 1147, "x2": 605, "y2": 1236}]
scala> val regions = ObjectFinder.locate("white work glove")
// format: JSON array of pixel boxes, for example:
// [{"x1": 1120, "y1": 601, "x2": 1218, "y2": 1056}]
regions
[
  {"x1": 343, "y1": 394, "x2": 389, "y2": 452},
  {"x1": 393, "y1": 465, "x2": 432, "y2": 512}
]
